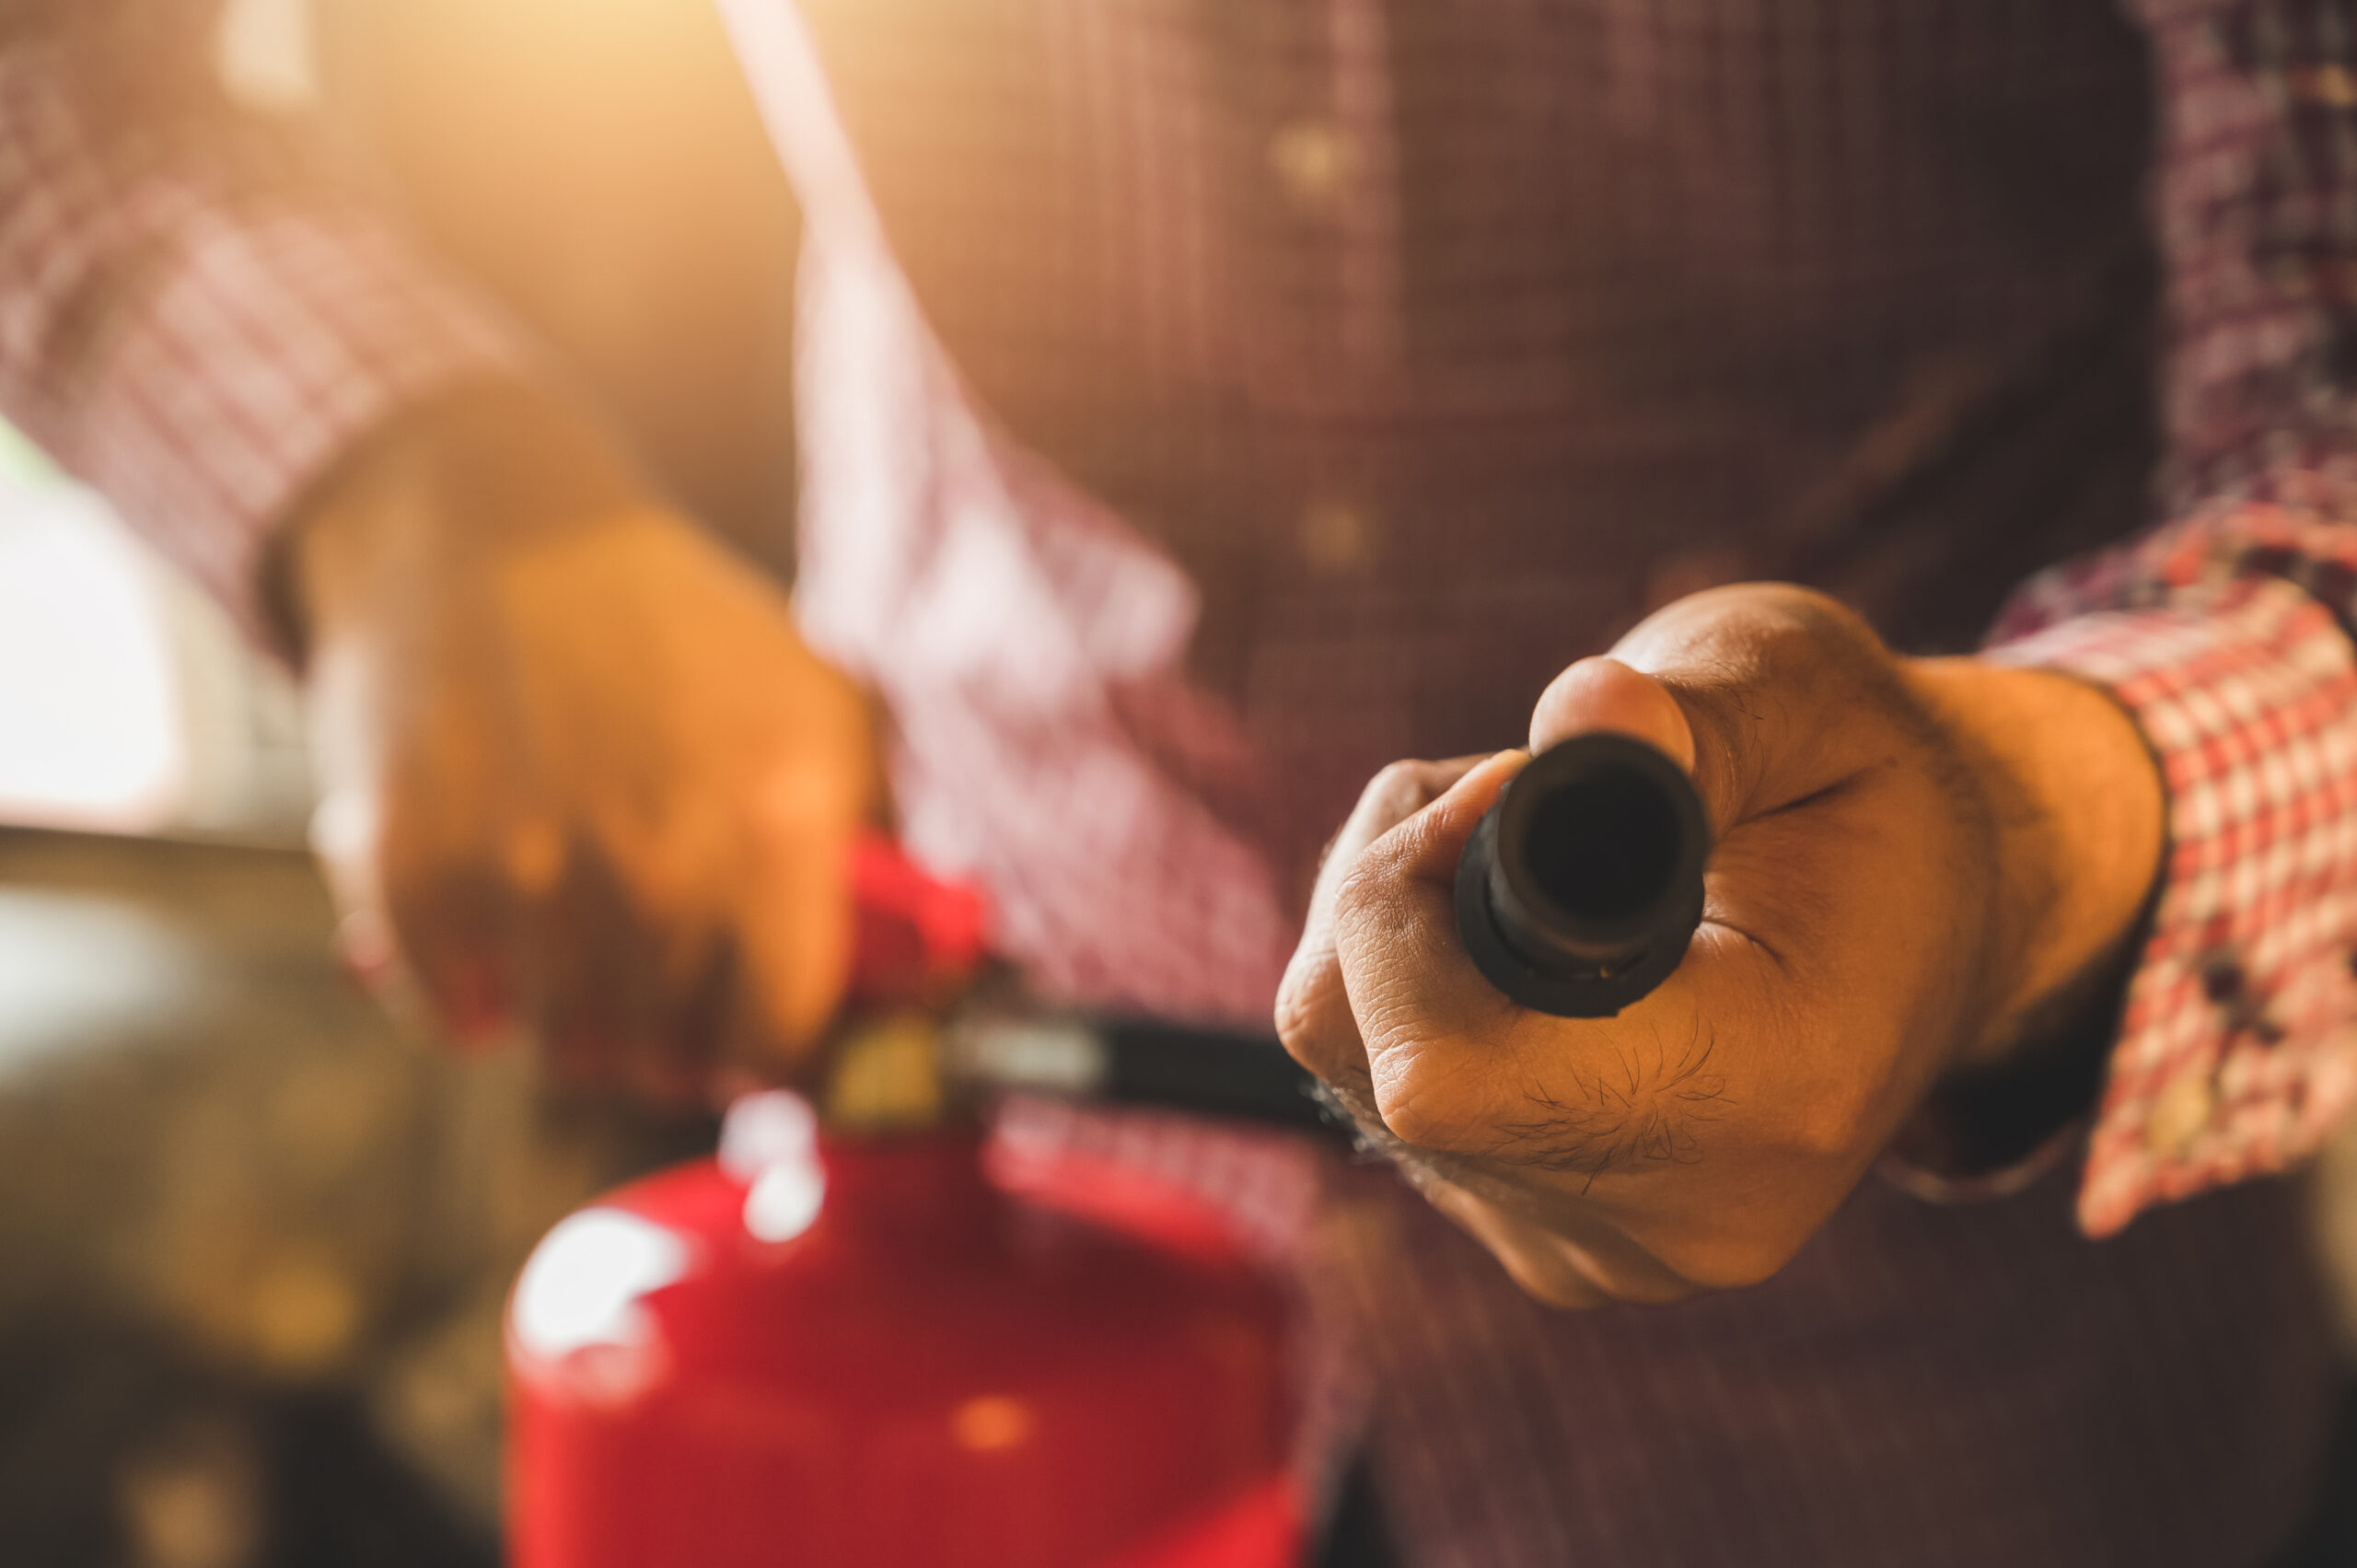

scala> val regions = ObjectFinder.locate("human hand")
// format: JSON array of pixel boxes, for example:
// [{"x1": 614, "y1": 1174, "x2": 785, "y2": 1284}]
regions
[
  {"x1": 1276, "y1": 583, "x2": 2163, "y2": 1307},
  {"x1": 294, "y1": 387, "x2": 876, "y2": 1103}
]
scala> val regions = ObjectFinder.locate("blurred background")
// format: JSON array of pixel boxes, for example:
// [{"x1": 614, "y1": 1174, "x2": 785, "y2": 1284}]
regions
[
  {"x1": 0, "y1": 1, "x2": 797, "y2": 1562},
  {"x1": 12, "y1": 2, "x2": 2357, "y2": 1565}
]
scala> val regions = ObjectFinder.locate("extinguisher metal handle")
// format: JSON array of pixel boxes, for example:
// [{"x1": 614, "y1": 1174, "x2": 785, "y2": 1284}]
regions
[{"x1": 945, "y1": 1010, "x2": 1351, "y2": 1139}]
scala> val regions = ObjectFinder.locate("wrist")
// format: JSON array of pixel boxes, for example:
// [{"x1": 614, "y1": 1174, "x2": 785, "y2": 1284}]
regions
[
  {"x1": 286, "y1": 382, "x2": 655, "y2": 661},
  {"x1": 1906, "y1": 657, "x2": 2165, "y2": 1073}
]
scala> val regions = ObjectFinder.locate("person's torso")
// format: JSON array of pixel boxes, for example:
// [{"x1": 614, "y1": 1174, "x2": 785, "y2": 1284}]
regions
[{"x1": 796, "y1": 0, "x2": 2163, "y2": 889}]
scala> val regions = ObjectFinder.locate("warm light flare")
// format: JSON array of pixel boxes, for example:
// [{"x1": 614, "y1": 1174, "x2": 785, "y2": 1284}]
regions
[{"x1": 0, "y1": 447, "x2": 186, "y2": 833}]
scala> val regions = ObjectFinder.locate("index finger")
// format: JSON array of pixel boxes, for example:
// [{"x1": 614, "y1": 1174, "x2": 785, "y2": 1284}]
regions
[
  {"x1": 1306, "y1": 755, "x2": 1503, "y2": 935},
  {"x1": 1322, "y1": 754, "x2": 1559, "y2": 1139},
  {"x1": 1278, "y1": 753, "x2": 1517, "y2": 1092}
]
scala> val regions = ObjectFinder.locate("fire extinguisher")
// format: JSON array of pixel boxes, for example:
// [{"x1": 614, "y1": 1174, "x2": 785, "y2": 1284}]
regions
[{"x1": 505, "y1": 836, "x2": 1304, "y2": 1568}]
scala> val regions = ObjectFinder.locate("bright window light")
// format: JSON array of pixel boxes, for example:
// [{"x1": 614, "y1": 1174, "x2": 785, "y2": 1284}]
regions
[{"x1": 0, "y1": 431, "x2": 187, "y2": 833}]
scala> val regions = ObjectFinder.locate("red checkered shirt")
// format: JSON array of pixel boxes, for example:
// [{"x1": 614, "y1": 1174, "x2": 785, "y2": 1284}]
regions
[
  {"x1": 712, "y1": 0, "x2": 2357, "y2": 1245},
  {"x1": 0, "y1": 11, "x2": 519, "y2": 655},
  {"x1": 12, "y1": 0, "x2": 2357, "y2": 1560}
]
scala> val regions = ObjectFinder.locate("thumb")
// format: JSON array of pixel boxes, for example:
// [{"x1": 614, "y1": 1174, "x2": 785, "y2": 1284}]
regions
[
  {"x1": 1527, "y1": 655, "x2": 1753, "y2": 848},
  {"x1": 730, "y1": 782, "x2": 861, "y2": 1081},
  {"x1": 1530, "y1": 656, "x2": 1697, "y2": 772}
]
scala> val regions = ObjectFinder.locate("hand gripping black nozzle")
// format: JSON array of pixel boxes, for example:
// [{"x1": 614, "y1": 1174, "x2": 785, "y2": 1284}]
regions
[{"x1": 1453, "y1": 732, "x2": 1711, "y2": 1018}]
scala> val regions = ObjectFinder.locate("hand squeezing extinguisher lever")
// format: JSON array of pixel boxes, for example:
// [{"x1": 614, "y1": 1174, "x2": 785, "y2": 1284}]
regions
[{"x1": 1453, "y1": 732, "x2": 1712, "y2": 1018}]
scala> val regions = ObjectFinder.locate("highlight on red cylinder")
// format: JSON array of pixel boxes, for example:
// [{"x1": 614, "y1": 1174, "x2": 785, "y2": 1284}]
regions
[{"x1": 502, "y1": 834, "x2": 1307, "y2": 1568}]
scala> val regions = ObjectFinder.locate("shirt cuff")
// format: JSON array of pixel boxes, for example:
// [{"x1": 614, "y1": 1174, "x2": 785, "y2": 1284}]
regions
[
  {"x1": 66, "y1": 199, "x2": 527, "y2": 656},
  {"x1": 1987, "y1": 575, "x2": 2357, "y2": 1237}
]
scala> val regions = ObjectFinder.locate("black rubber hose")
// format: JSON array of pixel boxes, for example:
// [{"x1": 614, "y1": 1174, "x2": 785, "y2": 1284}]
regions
[
  {"x1": 1034, "y1": 738, "x2": 1710, "y2": 1137},
  {"x1": 1453, "y1": 732, "x2": 1711, "y2": 1017}
]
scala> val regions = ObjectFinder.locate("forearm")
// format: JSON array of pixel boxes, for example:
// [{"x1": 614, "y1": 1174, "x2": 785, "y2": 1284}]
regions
[
  {"x1": 1868, "y1": 0, "x2": 2357, "y2": 1227},
  {"x1": 288, "y1": 382, "x2": 656, "y2": 661},
  {"x1": 0, "y1": 18, "x2": 524, "y2": 655},
  {"x1": 288, "y1": 385, "x2": 877, "y2": 1085},
  {"x1": 1868, "y1": 661, "x2": 2162, "y2": 1179},
  {"x1": 1905, "y1": 660, "x2": 2165, "y2": 1071}
]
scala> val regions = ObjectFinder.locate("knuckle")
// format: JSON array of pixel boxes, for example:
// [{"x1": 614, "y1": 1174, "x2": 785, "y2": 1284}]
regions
[
  {"x1": 1515, "y1": 1272, "x2": 1603, "y2": 1311},
  {"x1": 1491, "y1": 1244, "x2": 1605, "y2": 1310},
  {"x1": 1329, "y1": 858, "x2": 1377, "y2": 926},
  {"x1": 1657, "y1": 1226, "x2": 1810, "y2": 1293},
  {"x1": 1362, "y1": 760, "x2": 1427, "y2": 818},
  {"x1": 1271, "y1": 970, "x2": 1330, "y2": 1061},
  {"x1": 1273, "y1": 978, "x2": 1364, "y2": 1085},
  {"x1": 1374, "y1": 1077, "x2": 1479, "y2": 1153},
  {"x1": 1751, "y1": 593, "x2": 1892, "y2": 694},
  {"x1": 1329, "y1": 844, "x2": 1407, "y2": 928}
]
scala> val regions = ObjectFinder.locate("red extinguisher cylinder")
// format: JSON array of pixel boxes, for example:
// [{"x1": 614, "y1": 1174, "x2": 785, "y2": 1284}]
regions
[{"x1": 506, "y1": 841, "x2": 1303, "y2": 1567}]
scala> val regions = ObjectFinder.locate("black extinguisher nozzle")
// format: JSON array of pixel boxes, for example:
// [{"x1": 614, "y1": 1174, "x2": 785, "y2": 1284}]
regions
[{"x1": 1453, "y1": 732, "x2": 1710, "y2": 1018}]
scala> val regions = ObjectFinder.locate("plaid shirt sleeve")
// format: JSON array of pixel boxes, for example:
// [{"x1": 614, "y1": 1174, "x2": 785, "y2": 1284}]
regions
[
  {"x1": 1973, "y1": 0, "x2": 2357, "y2": 1236},
  {"x1": 0, "y1": 22, "x2": 525, "y2": 654}
]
